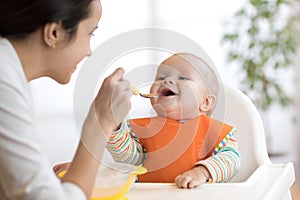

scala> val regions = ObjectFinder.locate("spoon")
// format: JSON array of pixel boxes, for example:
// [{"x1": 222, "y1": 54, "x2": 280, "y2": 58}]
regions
[{"x1": 131, "y1": 87, "x2": 157, "y2": 98}]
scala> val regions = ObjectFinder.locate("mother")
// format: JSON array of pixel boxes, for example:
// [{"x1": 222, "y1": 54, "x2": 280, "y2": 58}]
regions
[{"x1": 0, "y1": 0, "x2": 132, "y2": 199}]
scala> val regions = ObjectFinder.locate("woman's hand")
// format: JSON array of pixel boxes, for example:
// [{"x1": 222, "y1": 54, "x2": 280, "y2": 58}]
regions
[
  {"x1": 93, "y1": 68, "x2": 132, "y2": 136},
  {"x1": 175, "y1": 165, "x2": 211, "y2": 189}
]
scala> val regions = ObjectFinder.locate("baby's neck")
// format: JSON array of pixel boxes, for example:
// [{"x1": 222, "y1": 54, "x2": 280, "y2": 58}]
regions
[
  {"x1": 177, "y1": 119, "x2": 188, "y2": 123},
  {"x1": 175, "y1": 114, "x2": 207, "y2": 123}
]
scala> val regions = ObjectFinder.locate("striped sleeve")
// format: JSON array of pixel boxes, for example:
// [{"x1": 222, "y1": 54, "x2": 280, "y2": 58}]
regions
[
  {"x1": 196, "y1": 128, "x2": 241, "y2": 183},
  {"x1": 106, "y1": 120, "x2": 146, "y2": 165}
]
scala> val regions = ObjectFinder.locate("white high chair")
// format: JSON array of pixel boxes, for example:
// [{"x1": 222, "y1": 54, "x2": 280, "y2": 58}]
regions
[{"x1": 126, "y1": 84, "x2": 295, "y2": 200}]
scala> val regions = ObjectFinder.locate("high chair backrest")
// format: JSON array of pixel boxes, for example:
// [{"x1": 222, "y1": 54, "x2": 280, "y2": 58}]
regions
[{"x1": 221, "y1": 85, "x2": 271, "y2": 182}]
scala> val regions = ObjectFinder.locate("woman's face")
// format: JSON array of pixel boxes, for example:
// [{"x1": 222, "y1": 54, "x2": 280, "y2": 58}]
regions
[
  {"x1": 48, "y1": 1, "x2": 102, "y2": 84},
  {"x1": 150, "y1": 54, "x2": 211, "y2": 121}
]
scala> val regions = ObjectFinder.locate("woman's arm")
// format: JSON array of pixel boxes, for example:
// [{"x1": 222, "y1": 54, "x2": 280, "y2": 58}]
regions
[{"x1": 60, "y1": 68, "x2": 133, "y2": 199}]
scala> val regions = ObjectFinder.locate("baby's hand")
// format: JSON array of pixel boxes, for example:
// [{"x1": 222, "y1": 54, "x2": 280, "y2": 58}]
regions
[{"x1": 175, "y1": 165, "x2": 211, "y2": 189}]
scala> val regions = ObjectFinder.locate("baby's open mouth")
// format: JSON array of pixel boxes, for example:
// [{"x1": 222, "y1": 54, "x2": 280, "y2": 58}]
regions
[{"x1": 160, "y1": 88, "x2": 177, "y2": 96}]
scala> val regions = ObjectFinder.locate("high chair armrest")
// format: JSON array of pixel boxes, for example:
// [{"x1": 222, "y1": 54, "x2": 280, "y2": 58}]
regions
[
  {"x1": 253, "y1": 163, "x2": 295, "y2": 200},
  {"x1": 126, "y1": 163, "x2": 295, "y2": 200}
]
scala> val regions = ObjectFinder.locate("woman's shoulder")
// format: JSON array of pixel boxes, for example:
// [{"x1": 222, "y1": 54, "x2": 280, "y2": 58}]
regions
[
  {"x1": 0, "y1": 38, "x2": 25, "y2": 78},
  {"x1": 0, "y1": 38, "x2": 32, "y2": 111}
]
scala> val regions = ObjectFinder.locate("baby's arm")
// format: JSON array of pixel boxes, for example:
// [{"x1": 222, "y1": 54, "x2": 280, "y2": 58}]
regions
[
  {"x1": 106, "y1": 120, "x2": 146, "y2": 165},
  {"x1": 175, "y1": 128, "x2": 240, "y2": 188},
  {"x1": 198, "y1": 133, "x2": 240, "y2": 183}
]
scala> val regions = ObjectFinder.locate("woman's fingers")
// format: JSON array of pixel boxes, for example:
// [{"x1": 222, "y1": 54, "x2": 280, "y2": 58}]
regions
[
  {"x1": 94, "y1": 68, "x2": 132, "y2": 134},
  {"x1": 108, "y1": 67, "x2": 125, "y2": 81}
]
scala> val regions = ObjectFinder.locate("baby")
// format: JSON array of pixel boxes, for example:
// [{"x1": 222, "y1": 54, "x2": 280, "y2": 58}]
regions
[{"x1": 107, "y1": 53, "x2": 241, "y2": 188}]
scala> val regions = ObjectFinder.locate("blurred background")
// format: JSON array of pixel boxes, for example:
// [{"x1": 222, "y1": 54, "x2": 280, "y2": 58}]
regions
[{"x1": 29, "y1": 0, "x2": 300, "y2": 198}]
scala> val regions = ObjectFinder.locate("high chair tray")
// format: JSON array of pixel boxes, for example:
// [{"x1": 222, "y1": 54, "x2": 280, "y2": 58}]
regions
[{"x1": 126, "y1": 163, "x2": 295, "y2": 200}]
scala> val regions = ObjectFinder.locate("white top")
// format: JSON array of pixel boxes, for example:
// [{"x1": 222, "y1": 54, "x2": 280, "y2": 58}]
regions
[{"x1": 0, "y1": 38, "x2": 86, "y2": 200}]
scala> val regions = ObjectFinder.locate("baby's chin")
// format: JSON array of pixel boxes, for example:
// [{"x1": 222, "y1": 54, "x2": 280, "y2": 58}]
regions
[{"x1": 152, "y1": 104, "x2": 184, "y2": 121}]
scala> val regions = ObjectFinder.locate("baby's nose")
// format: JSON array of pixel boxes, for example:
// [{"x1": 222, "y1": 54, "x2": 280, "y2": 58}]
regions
[{"x1": 163, "y1": 79, "x2": 175, "y2": 84}]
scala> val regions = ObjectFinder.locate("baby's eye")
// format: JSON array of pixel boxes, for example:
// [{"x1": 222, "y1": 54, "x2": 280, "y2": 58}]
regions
[
  {"x1": 156, "y1": 76, "x2": 165, "y2": 81},
  {"x1": 178, "y1": 76, "x2": 188, "y2": 80}
]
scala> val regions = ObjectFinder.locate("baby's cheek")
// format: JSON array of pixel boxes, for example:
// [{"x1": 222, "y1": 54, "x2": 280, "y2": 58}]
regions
[
  {"x1": 149, "y1": 84, "x2": 159, "y2": 106},
  {"x1": 149, "y1": 83, "x2": 158, "y2": 93},
  {"x1": 150, "y1": 98, "x2": 156, "y2": 106}
]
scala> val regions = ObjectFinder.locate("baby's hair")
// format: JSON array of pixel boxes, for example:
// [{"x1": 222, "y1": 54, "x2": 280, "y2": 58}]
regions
[
  {"x1": 174, "y1": 53, "x2": 219, "y2": 97},
  {"x1": 174, "y1": 53, "x2": 220, "y2": 115}
]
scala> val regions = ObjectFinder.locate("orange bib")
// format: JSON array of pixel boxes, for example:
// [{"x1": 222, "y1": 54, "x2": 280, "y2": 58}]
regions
[{"x1": 130, "y1": 115, "x2": 233, "y2": 183}]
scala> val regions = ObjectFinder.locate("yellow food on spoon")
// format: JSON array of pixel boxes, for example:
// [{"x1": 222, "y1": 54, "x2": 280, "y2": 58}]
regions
[{"x1": 132, "y1": 88, "x2": 140, "y2": 95}]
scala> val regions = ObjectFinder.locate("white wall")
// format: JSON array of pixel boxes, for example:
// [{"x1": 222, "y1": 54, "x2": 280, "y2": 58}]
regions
[{"x1": 30, "y1": 0, "x2": 296, "y2": 167}]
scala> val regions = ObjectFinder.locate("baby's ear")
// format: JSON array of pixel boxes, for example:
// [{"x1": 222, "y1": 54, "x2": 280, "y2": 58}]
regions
[{"x1": 199, "y1": 95, "x2": 216, "y2": 112}]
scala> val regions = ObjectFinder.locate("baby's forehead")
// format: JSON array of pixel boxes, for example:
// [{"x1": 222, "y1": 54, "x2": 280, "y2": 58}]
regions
[
  {"x1": 156, "y1": 64, "x2": 200, "y2": 77},
  {"x1": 157, "y1": 54, "x2": 209, "y2": 76}
]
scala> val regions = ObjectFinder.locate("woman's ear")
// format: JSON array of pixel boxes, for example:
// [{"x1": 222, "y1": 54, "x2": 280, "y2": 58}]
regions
[
  {"x1": 43, "y1": 22, "x2": 63, "y2": 48},
  {"x1": 199, "y1": 95, "x2": 216, "y2": 112}
]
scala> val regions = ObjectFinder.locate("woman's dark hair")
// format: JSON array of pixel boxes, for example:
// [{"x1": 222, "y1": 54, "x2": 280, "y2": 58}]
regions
[{"x1": 0, "y1": 0, "x2": 94, "y2": 40}]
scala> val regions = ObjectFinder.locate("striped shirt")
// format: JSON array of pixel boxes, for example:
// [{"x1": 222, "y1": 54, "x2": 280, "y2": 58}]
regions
[{"x1": 107, "y1": 119, "x2": 240, "y2": 183}]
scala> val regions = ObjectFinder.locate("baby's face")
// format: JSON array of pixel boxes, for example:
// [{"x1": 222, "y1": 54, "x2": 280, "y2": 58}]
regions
[{"x1": 150, "y1": 54, "x2": 212, "y2": 121}]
